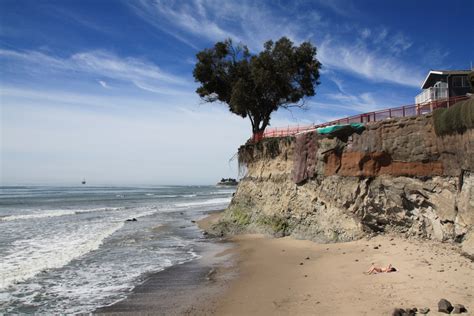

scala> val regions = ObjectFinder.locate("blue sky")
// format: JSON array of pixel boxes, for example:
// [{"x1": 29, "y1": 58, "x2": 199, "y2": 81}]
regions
[{"x1": 1, "y1": 0, "x2": 473, "y2": 185}]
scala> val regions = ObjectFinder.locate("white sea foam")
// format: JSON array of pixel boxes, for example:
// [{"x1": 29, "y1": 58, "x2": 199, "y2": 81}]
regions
[
  {"x1": 0, "y1": 221, "x2": 124, "y2": 290},
  {"x1": 0, "y1": 207, "x2": 122, "y2": 222},
  {"x1": 174, "y1": 197, "x2": 231, "y2": 208},
  {"x1": 1, "y1": 209, "x2": 77, "y2": 221}
]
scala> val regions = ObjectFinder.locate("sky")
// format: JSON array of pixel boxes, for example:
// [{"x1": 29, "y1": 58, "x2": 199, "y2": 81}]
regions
[{"x1": 1, "y1": 0, "x2": 473, "y2": 185}]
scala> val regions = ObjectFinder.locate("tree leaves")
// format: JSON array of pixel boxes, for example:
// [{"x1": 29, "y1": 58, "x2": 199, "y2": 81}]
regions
[{"x1": 193, "y1": 37, "x2": 321, "y2": 134}]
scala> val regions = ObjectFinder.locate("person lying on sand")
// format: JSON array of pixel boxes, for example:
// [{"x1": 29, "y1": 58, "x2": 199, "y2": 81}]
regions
[{"x1": 365, "y1": 263, "x2": 397, "y2": 275}]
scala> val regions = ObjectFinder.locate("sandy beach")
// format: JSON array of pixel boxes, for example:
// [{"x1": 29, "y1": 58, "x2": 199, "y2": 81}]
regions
[
  {"x1": 197, "y1": 213, "x2": 473, "y2": 315},
  {"x1": 216, "y1": 234, "x2": 473, "y2": 315},
  {"x1": 96, "y1": 212, "x2": 473, "y2": 315}
]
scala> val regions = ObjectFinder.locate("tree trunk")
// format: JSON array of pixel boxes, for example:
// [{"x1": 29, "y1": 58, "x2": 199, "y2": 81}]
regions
[{"x1": 251, "y1": 117, "x2": 269, "y2": 142}]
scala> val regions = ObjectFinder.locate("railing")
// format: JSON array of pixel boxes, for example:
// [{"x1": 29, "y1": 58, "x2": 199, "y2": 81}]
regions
[
  {"x1": 415, "y1": 86, "x2": 448, "y2": 104},
  {"x1": 254, "y1": 95, "x2": 469, "y2": 141}
]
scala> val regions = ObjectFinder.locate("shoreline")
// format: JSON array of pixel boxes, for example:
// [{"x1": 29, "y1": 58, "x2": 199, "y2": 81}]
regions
[
  {"x1": 95, "y1": 210, "x2": 236, "y2": 315},
  {"x1": 96, "y1": 211, "x2": 473, "y2": 315}
]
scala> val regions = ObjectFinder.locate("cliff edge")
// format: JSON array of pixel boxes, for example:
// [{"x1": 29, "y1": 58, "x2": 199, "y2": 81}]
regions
[{"x1": 212, "y1": 99, "x2": 474, "y2": 258}]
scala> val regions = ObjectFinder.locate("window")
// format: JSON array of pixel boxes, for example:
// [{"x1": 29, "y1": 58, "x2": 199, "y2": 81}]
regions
[
  {"x1": 462, "y1": 76, "x2": 470, "y2": 87},
  {"x1": 452, "y1": 76, "x2": 470, "y2": 88},
  {"x1": 452, "y1": 76, "x2": 463, "y2": 87}
]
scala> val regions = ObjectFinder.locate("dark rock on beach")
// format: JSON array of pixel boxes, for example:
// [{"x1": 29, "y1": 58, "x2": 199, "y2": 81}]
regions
[
  {"x1": 392, "y1": 308, "x2": 405, "y2": 316},
  {"x1": 392, "y1": 308, "x2": 416, "y2": 316},
  {"x1": 438, "y1": 298, "x2": 454, "y2": 314},
  {"x1": 452, "y1": 304, "x2": 467, "y2": 314}
]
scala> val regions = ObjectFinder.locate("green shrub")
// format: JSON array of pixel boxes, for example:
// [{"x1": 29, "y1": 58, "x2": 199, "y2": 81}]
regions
[
  {"x1": 229, "y1": 207, "x2": 252, "y2": 226},
  {"x1": 433, "y1": 98, "x2": 474, "y2": 136},
  {"x1": 257, "y1": 215, "x2": 290, "y2": 236}
]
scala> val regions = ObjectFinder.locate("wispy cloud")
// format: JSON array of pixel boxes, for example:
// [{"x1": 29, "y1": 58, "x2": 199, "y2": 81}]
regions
[
  {"x1": 0, "y1": 49, "x2": 192, "y2": 95},
  {"x1": 98, "y1": 80, "x2": 108, "y2": 88},
  {"x1": 127, "y1": 0, "x2": 425, "y2": 89},
  {"x1": 127, "y1": 0, "x2": 311, "y2": 51},
  {"x1": 318, "y1": 36, "x2": 424, "y2": 87},
  {"x1": 311, "y1": 0, "x2": 360, "y2": 17}
]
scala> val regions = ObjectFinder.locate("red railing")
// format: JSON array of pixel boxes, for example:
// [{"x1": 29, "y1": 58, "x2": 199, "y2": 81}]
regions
[{"x1": 254, "y1": 95, "x2": 469, "y2": 141}]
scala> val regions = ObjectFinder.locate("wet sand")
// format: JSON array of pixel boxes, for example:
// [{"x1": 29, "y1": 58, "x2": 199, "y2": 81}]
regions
[
  {"x1": 95, "y1": 210, "x2": 235, "y2": 316},
  {"x1": 97, "y1": 211, "x2": 474, "y2": 315}
]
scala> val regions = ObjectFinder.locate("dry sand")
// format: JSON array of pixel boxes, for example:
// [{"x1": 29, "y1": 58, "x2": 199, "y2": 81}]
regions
[
  {"x1": 198, "y1": 213, "x2": 474, "y2": 315},
  {"x1": 99, "y1": 213, "x2": 473, "y2": 315}
]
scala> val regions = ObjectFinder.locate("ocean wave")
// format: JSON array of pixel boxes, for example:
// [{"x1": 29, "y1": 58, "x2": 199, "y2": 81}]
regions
[
  {"x1": 209, "y1": 189, "x2": 236, "y2": 195},
  {"x1": 153, "y1": 194, "x2": 197, "y2": 198},
  {"x1": 174, "y1": 197, "x2": 232, "y2": 208},
  {"x1": 0, "y1": 207, "x2": 123, "y2": 222},
  {"x1": 182, "y1": 194, "x2": 197, "y2": 198},
  {"x1": 0, "y1": 221, "x2": 124, "y2": 290}
]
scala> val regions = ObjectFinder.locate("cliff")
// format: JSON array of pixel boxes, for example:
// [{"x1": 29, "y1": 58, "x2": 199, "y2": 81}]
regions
[{"x1": 211, "y1": 99, "x2": 474, "y2": 258}]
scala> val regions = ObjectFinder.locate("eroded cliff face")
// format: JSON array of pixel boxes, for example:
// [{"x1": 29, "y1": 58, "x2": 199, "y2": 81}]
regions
[{"x1": 213, "y1": 114, "x2": 474, "y2": 257}]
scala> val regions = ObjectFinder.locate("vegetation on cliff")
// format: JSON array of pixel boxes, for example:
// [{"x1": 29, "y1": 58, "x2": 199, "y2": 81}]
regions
[{"x1": 433, "y1": 98, "x2": 474, "y2": 136}]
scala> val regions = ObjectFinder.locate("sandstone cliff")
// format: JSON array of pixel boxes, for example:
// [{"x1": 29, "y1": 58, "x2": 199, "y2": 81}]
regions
[{"x1": 212, "y1": 106, "x2": 474, "y2": 258}]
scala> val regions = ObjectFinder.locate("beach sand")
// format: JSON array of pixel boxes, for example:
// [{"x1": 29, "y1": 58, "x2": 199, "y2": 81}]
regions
[
  {"x1": 98, "y1": 212, "x2": 473, "y2": 315},
  {"x1": 213, "y1": 234, "x2": 473, "y2": 315}
]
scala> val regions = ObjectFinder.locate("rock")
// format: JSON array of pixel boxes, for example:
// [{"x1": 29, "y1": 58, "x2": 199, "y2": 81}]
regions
[
  {"x1": 191, "y1": 220, "x2": 196, "y2": 223},
  {"x1": 438, "y1": 298, "x2": 454, "y2": 314},
  {"x1": 374, "y1": 246, "x2": 379, "y2": 249},
  {"x1": 305, "y1": 256, "x2": 310, "y2": 260},
  {"x1": 206, "y1": 268, "x2": 216, "y2": 281},
  {"x1": 299, "y1": 262, "x2": 304, "y2": 265},
  {"x1": 392, "y1": 308, "x2": 405, "y2": 316},
  {"x1": 392, "y1": 308, "x2": 417, "y2": 316},
  {"x1": 452, "y1": 304, "x2": 467, "y2": 314},
  {"x1": 461, "y1": 231, "x2": 474, "y2": 259},
  {"x1": 405, "y1": 308, "x2": 417, "y2": 315},
  {"x1": 125, "y1": 218, "x2": 137, "y2": 222},
  {"x1": 229, "y1": 116, "x2": 474, "y2": 247},
  {"x1": 418, "y1": 307, "x2": 430, "y2": 314}
]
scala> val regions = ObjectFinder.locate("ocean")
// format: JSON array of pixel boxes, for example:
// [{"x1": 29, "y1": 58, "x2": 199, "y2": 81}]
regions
[{"x1": 0, "y1": 185, "x2": 234, "y2": 314}]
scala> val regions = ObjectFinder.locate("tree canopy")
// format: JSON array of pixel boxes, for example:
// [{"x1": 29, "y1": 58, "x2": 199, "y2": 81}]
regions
[{"x1": 193, "y1": 37, "x2": 321, "y2": 136}]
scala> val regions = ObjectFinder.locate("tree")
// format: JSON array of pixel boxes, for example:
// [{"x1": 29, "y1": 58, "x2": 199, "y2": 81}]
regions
[{"x1": 193, "y1": 37, "x2": 321, "y2": 137}]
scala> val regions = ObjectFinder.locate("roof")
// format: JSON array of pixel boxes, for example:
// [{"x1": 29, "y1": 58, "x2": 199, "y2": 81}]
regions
[{"x1": 421, "y1": 69, "x2": 471, "y2": 89}]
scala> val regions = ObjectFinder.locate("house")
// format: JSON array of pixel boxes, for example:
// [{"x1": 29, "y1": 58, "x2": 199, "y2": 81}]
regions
[{"x1": 415, "y1": 69, "x2": 471, "y2": 105}]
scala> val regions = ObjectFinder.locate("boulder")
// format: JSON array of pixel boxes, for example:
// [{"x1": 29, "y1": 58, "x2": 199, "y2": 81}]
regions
[
  {"x1": 392, "y1": 308, "x2": 417, "y2": 316},
  {"x1": 461, "y1": 231, "x2": 474, "y2": 259},
  {"x1": 392, "y1": 308, "x2": 406, "y2": 316},
  {"x1": 452, "y1": 304, "x2": 467, "y2": 314},
  {"x1": 438, "y1": 298, "x2": 454, "y2": 314}
]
